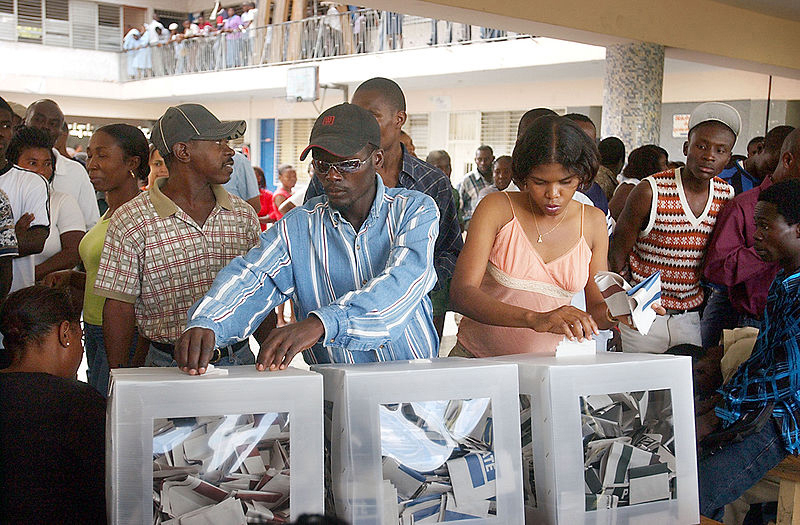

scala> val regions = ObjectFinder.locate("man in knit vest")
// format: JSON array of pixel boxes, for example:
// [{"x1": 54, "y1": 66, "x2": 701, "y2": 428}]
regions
[{"x1": 610, "y1": 102, "x2": 738, "y2": 353}]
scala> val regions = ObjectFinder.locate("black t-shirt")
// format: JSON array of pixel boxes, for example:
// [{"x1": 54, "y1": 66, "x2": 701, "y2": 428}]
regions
[{"x1": 0, "y1": 372, "x2": 106, "y2": 523}]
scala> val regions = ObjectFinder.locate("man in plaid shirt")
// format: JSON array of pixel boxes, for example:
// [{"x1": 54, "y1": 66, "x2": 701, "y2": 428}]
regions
[
  {"x1": 95, "y1": 104, "x2": 260, "y2": 369},
  {"x1": 698, "y1": 176, "x2": 800, "y2": 520}
]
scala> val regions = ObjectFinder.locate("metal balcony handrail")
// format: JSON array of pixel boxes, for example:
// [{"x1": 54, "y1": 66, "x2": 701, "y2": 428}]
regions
[{"x1": 121, "y1": 8, "x2": 525, "y2": 80}]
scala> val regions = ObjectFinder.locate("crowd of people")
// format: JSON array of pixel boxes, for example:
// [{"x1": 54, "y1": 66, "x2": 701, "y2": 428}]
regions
[
  {"x1": 0, "y1": 76, "x2": 799, "y2": 522},
  {"x1": 122, "y1": 5, "x2": 508, "y2": 79}
]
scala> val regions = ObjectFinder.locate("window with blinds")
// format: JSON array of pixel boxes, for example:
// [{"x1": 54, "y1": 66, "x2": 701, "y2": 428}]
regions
[
  {"x1": 275, "y1": 118, "x2": 315, "y2": 186},
  {"x1": 70, "y1": 0, "x2": 96, "y2": 49},
  {"x1": 44, "y1": 0, "x2": 69, "y2": 46},
  {"x1": 0, "y1": 0, "x2": 16, "y2": 41},
  {"x1": 480, "y1": 110, "x2": 525, "y2": 157},
  {"x1": 17, "y1": 0, "x2": 43, "y2": 43},
  {"x1": 404, "y1": 113, "x2": 429, "y2": 158},
  {"x1": 97, "y1": 3, "x2": 120, "y2": 51},
  {"x1": 1, "y1": 0, "x2": 122, "y2": 50}
]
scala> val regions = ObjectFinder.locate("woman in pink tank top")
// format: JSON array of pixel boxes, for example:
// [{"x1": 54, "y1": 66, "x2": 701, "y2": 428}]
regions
[{"x1": 450, "y1": 115, "x2": 622, "y2": 357}]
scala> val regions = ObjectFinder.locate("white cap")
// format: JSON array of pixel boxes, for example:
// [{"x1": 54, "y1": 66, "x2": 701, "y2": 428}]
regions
[
  {"x1": 688, "y1": 102, "x2": 741, "y2": 137},
  {"x1": 168, "y1": 23, "x2": 179, "y2": 30}
]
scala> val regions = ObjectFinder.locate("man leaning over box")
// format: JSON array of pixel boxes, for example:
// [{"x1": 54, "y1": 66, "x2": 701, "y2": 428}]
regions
[{"x1": 177, "y1": 103, "x2": 440, "y2": 375}]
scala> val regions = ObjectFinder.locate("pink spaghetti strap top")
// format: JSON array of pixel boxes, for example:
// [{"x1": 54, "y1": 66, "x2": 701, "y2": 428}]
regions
[{"x1": 458, "y1": 194, "x2": 592, "y2": 356}]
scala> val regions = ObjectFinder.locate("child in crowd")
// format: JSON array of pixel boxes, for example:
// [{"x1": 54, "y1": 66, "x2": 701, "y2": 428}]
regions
[
  {"x1": 449, "y1": 115, "x2": 625, "y2": 357},
  {"x1": 270, "y1": 163, "x2": 297, "y2": 221}
]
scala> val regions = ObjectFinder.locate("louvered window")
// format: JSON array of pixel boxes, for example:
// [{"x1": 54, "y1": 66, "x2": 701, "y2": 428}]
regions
[
  {"x1": 0, "y1": 0, "x2": 16, "y2": 41},
  {"x1": 479, "y1": 111, "x2": 524, "y2": 158},
  {"x1": 405, "y1": 113, "x2": 429, "y2": 159},
  {"x1": 275, "y1": 118, "x2": 314, "y2": 186},
  {"x1": 97, "y1": 3, "x2": 120, "y2": 50},
  {"x1": 17, "y1": 0, "x2": 43, "y2": 43},
  {"x1": 44, "y1": 0, "x2": 69, "y2": 46},
  {"x1": 70, "y1": 0, "x2": 96, "y2": 49}
]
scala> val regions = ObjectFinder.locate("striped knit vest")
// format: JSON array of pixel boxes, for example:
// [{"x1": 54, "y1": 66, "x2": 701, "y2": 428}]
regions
[{"x1": 628, "y1": 168, "x2": 733, "y2": 311}]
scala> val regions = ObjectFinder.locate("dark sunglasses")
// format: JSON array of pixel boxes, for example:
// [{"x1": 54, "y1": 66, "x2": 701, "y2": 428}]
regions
[{"x1": 312, "y1": 155, "x2": 370, "y2": 175}]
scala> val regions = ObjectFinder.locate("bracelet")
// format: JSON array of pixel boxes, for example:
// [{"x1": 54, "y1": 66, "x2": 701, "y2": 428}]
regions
[{"x1": 605, "y1": 308, "x2": 618, "y2": 325}]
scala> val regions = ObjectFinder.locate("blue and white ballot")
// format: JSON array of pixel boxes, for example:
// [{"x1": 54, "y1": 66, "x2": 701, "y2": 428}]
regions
[{"x1": 594, "y1": 271, "x2": 661, "y2": 335}]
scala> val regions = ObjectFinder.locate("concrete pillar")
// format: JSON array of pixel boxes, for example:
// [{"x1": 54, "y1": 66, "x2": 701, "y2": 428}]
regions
[{"x1": 601, "y1": 42, "x2": 665, "y2": 151}]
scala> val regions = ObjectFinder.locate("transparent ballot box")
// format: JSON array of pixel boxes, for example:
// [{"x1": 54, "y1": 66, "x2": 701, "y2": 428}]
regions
[
  {"x1": 491, "y1": 352, "x2": 698, "y2": 525},
  {"x1": 312, "y1": 358, "x2": 524, "y2": 525},
  {"x1": 108, "y1": 367, "x2": 324, "y2": 524}
]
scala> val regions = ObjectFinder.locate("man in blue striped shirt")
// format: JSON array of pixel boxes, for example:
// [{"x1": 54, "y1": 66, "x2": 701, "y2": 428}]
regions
[{"x1": 177, "y1": 103, "x2": 440, "y2": 374}]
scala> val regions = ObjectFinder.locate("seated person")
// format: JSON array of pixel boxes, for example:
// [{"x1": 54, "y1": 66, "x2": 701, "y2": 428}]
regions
[
  {"x1": 449, "y1": 115, "x2": 625, "y2": 357},
  {"x1": 0, "y1": 285, "x2": 106, "y2": 523},
  {"x1": 697, "y1": 179, "x2": 800, "y2": 520},
  {"x1": 177, "y1": 103, "x2": 440, "y2": 374}
]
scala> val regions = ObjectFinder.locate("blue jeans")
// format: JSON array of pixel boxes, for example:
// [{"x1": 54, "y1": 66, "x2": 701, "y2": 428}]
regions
[
  {"x1": 84, "y1": 323, "x2": 138, "y2": 397},
  {"x1": 698, "y1": 418, "x2": 787, "y2": 520},
  {"x1": 144, "y1": 341, "x2": 255, "y2": 368},
  {"x1": 700, "y1": 288, "x2": 740, "y2": 348}
]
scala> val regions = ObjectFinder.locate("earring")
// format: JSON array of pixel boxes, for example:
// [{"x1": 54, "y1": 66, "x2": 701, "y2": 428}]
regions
[
  {"x1": 130, "y1": 170, "x2": 136, "y2": 178},
  {"x1": 65, "y1": 341, "x2": 70, "y2": 346}
]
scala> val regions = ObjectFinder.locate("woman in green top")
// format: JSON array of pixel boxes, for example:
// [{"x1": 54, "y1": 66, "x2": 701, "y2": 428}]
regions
[{"x1": 44, "y1": 124, "x2": 149, "y2": 396}]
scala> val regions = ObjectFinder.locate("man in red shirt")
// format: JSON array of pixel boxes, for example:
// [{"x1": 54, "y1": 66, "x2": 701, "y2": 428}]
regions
[{"x1": 702, "y1": 126, "x2": 797, "y2": 348}]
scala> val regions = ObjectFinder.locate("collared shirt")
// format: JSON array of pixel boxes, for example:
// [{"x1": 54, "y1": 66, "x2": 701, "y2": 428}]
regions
[
  {"x1": 94, "y1": 178, "x2": 259, "y2": 343},
  {"x1": 53, "y1": 150, "x2": 100, "y2": 229},
  {"x1": 457, "y1": 169, "x2": 493, "y2": 226},
  {"x1": 717, "y1": 268, "x2": 800, "y2": 453},
  {"x1": 704, "y1": 177, "x2": 779, "y2": 318},
  {"x1": 306, "y1": 145, "x2": 462, "y2": 290},
  {"x1": 188, "y1": 175, "x2": 440, "y2": 364}
]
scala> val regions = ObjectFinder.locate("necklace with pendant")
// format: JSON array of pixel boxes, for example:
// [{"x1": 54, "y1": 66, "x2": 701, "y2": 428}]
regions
[{"x1": 528, "y1": 192, "x2": 569, "y2": 243}]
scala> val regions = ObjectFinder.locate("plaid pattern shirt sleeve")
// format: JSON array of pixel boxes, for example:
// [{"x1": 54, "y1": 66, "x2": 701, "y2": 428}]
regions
[
  {"x1": 400, "y1": 153, "x2": 463, "y2": 289},
  {"x1": 94, "y1": 203, "x2": 143, "y2": 303},
  {"x1": 457, "y1": 171, "x2": 491, "y2": 225},
  {"x1": 0, "y1": 189, "x2": 18, "y2": 258},
  {"x1": 717, "y1": 269, "x2": 800, "y2": 453}
]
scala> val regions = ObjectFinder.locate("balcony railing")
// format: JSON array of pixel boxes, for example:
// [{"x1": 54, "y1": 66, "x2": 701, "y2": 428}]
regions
[{"x1": 121, "y1": 9, "x2": 524, "y2": 80}]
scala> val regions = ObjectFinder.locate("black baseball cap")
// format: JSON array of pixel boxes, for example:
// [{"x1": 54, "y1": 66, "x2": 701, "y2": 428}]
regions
[
  {"x1": 151, "y1": 103, "x2": 246, "y2": 156},
  {"x1": 299, "y1": 103, "x2": 381, "y2": 161}
]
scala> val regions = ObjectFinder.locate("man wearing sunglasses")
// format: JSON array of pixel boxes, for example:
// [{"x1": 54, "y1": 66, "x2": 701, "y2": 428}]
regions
[{"x1": 177, "y1": 103, "x2": 440, "y2": 375}]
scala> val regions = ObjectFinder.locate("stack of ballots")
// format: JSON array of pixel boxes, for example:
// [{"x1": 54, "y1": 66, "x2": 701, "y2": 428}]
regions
[
  {"x1": 312, "y1": 358, "x2": 524, "y2": 524},
  {"x1": 581, "y1": 391, "x2": 676, "y2": 511},
  {"x1": 152, "y1": 413, "x2": 290, "y2": 524},
  {"x1": 108, "y1": 367, "x2": 324, "y2": 525},
  {"x1": 489, "y1": 352, "x2": 698, "y2": 525}
]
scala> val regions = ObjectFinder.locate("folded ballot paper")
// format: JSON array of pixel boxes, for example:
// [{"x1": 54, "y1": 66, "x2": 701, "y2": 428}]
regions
[
  {"x1": 581, "y1": 389, "x2": 677, "y2": 511},
  {"x1": 380, "y1": 399, "x2": 497, "y2": 523},
  {"x1": 152, "y1": 413, "x2": 291, "y2": 525},
  {"x1": 594, "y1": 271, "x2": 661, "y2": 335}
]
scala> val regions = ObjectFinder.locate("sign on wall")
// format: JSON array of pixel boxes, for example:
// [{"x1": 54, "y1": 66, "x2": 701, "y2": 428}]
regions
[{"x1": 672, "y1": 114, "x2": 690, "y2": 138}]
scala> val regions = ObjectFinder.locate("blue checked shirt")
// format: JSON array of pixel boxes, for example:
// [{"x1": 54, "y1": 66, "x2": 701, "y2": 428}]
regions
[
  {"x1": 306, "y1": 145, "x2": 462, "y2": 291},
  {"x1": 717, "y1": 268, "x2": 800, "y2": 453},
  {"x1": 187, "y1": 175, "x2": 440, "y2": 364}
]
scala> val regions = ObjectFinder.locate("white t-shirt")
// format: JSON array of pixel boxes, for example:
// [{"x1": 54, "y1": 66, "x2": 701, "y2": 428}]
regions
[
  {"x1": 0, "y1": 165, "x2": 51, "y2": 291},
  {"x1": 241, "y1": 9, "x2": 256, "y2": 28},
  {"x1": 31, "y1": 190, "x2": 85, "y2": 268},
  {"x1": 53, "y1": 150, "x2": 100, "y2": 229}
]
